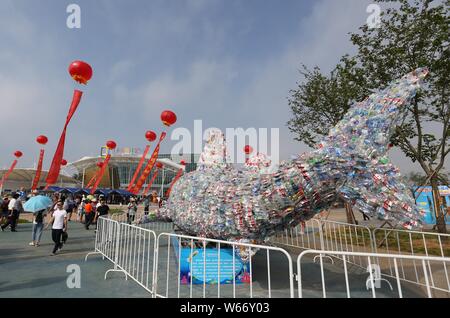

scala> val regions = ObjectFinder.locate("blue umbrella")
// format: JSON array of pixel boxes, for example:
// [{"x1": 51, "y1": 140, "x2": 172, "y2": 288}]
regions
[{"x1": 23, "y1": 195, "x2": 53, "y2": 213}]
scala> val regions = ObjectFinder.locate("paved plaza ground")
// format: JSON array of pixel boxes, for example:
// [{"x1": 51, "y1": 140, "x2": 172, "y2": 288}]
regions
[{"x1": 0, "y1": 221, "x2": 149, "y2": 298}]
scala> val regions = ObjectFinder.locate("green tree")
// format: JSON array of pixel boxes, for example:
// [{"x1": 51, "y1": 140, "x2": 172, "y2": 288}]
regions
[
  {"x1": 288, "y1": 0, "x2": 449, "y2": 232},
  {"x1": 287, "y1": 56, "x2": 368, "y2": 147}
]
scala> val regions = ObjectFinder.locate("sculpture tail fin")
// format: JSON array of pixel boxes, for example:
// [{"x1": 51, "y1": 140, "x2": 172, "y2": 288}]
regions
[
  {"x1": 318, "y1": 67, "x2": 428, "y2": 159},
  {"x1": 313, "y1": 68, "x2": 428, "y2": 229}
]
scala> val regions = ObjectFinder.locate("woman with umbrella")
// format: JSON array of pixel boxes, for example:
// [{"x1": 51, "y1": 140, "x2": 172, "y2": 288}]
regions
[
  {"x1": 29, "y1": 208, "x2": 47, "y2": 246},
  {"x1": 23, "y1": 195, "x2": 53, "y2": 247}
]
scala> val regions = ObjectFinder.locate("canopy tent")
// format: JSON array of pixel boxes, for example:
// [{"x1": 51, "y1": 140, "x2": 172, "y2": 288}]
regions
[
  {"x1": 110, "y1": 189, "x2": 133, "y2": 197},
  {"x1": 94, "y1": 188, "x2": 114, "y2": 196},
  {"x1": 43, "y1": 186, "x2": 133, "y2": 197}
]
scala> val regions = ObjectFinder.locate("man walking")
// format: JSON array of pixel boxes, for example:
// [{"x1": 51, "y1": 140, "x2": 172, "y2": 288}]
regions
[
  {"x1": 0, "y1": 195, "x2": 9, "y2": 225},
  {"x1": 1, "y1": 193, "x2": 21, "y2": 232},
  {"x1": 45, "y1": 200, "x2": 67, "y2": 255},
  {"x1": 95, "y1": 199, "x2": 110, "y2": 231}
]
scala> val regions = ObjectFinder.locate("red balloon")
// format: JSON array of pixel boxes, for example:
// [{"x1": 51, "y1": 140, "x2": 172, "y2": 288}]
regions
[
  {"x1": 244, "y1": 145, "x2": 253, "y2": 155},
  {"x1": 180, "y1": 160, "x2": 186, "y2": 166},
  {"x1": 96, "y1": 162, "x2": 104, "y2": 168},
  {"x1": 36, "y1": 135, "x2": 48, "y2": 145},
  {"x1": 145, "y1": 130, "x2": 157, "y2": 142},
  {"x1": 68, "y1": 60, "x2": 93, "y2": 85},
  {"x1": 106, "y1": 140, "x2": 117, "y2": 150},
  {"x1": 161, "y1": 110, "x2": 177, "y2": 127},
  {"x1": 156, "y1": 162, "x2": 163, "y2": 169},
  {"x1": 14, "y1": 151, "x2": 23, "y2": 158},
  {"x1": 61, "y1": 159, "x2": 68, "y2": 166}
]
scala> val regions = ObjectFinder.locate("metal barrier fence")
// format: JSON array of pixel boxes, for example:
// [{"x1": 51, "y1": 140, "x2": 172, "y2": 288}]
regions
[
  {"x1": 271, "y1": 219, "x2": 374, "y2": 268},
  {"x1": 115, "y1": 222, "x2": 157, "y2": 294},
  {"x1": 154, "y1": 233, "x2": 295, "y2": 298},
  {"x1": 138, "y1": 221, "x2": 174, "y2": 232},
  {"x1": 297, "y1": 250, "x2": 450, "y2": 298},
  {"x1": 86, "y1": 217, "x2": 449, "y2": 298},
  {"x1": 85, "y1": 216, "x2": 119, "y2": 264},
  {"x1": 372, "y1": 227, "x2": 450, "y2": 294},
  {"x1": 109, "y1": 212, "x2": 127, "y2": 223},
  {"x1": 271, "y1": 219, "x2": 322, "y2": 250},
  {"x1": 318, "y1": 220, "x2": 375, "y2": 268},
  {"x1": 110, "y1": 211, "x2": 174, "y2": 232},
  {"x1": 272, "y1": 218, "x2": 450, "y2": 296}
]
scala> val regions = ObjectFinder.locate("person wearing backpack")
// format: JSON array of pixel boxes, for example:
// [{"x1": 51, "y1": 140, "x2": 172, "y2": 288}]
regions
[
  {"x1": 29, "y1": 209, "x2": 46, "y2": 247},
  {"x1": 64, "y1": 197, "x2": 75, "y2": 222}
]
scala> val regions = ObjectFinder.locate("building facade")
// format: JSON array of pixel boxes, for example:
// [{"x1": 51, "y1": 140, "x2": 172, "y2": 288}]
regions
[{"x1": 69, "y1": 153, "x2": 199, "y2": 196}]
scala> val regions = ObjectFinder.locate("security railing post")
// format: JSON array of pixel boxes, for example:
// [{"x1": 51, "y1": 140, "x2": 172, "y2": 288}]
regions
[{"x1": 114, "y1": 221, "x2": 121, "y2": 270}]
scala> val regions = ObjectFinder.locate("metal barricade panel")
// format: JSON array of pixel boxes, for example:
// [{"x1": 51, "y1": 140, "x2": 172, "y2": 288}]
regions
[
  {"x1": 297, "y1": 250, "x2": 450, "y2": 298},
  {"x1": 154, "y1": 233, "x2": 295, "y2": 298}
]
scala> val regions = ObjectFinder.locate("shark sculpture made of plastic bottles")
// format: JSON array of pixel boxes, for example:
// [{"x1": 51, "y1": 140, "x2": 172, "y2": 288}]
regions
[{"x1": 157, "y1": 68, "x2": 428, "y2": 243}]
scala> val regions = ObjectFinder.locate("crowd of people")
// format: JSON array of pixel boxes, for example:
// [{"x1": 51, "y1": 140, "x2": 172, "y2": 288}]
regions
[{"x1": 0, "y1": 188, "x2": 163, "y2": 256}]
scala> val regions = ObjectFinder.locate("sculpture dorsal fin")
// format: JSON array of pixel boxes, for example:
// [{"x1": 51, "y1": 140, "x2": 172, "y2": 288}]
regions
[{"x1": 197, "y1": 129, "x2": 230, "y2": 170}]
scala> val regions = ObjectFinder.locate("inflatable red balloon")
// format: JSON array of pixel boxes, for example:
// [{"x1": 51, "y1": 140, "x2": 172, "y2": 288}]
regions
[
  {"x1": 68, "y1": 60, "x2": 93, "y2": 85},
  {"x1": 36, "y1": 135, "x2": 48, "y2": 145},
  {"x1": 156, "y1": 162, "x2": 163, "y2": 169},
  {"x1": 14, "y1": 151, "x2": 23, "y2": 158},
  {"x1": 161, "y1": 110, "x2": 177, "y2": 127},
  {"x1": 244, "y1": 145, "x2": 253, "y2": 155},
  {"x1": 61, "y1": 159, "x2": 68, "y2": 166},
  {"x1": 145, "y1": 130, "x2": 157, "y2": 142},
  {"x1": 106, "y1": 140, "x2": 117, "y2": 150}
]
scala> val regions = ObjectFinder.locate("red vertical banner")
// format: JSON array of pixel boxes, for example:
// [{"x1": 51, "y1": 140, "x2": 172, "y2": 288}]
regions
[
  {"x1": 90, "y1": 155, "x2": 111, "y2": 194},
  {"x1": 165, "y1": 168, "x2": 183, "y2": 198},
  {"x1": 127, "y1": 144, "x2": 150, "y2": 192},
  {"x1": 31, "y1": 149, "x2": 45, "y2": 191},
  {"x1": 0, "y1": 160, "x2": 18, "y2": 188},
  {"x1": 45, "y1": 90, "x2": 83, "y2": 187},
  {"x1": 142, "y1": 169, "x2": 159, "y2": 196},
  {"x1": 131, "y1": 132, "x2": 166, "y2": 194},
  {"x1": 85, "y1": 169, "x2": 100, "y2": 189}
]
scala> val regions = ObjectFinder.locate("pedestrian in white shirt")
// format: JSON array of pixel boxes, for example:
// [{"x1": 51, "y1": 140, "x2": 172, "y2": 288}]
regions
[
  {"x1": 45, "y1": 201, "x2": 67, "y2": 255},
  {"x1": 8, "y1": 196, "x2": 16, "y2": 212},
  {"x1": 1, "y1": 193, "x2": 21, "y2": 232}
]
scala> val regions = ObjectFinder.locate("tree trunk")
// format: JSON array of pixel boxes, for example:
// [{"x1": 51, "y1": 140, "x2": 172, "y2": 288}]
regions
[
  {"x1": 430, "y1": 176, "x2": 447, "y2": 233},
  {"x1": 345, "y1": 202, "x2": 356, "y2": 225}
]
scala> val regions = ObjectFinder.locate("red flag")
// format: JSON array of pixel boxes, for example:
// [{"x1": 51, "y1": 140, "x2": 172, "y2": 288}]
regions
[
  {"x1": 31, "y1": 149, "x2": 45, "y2": 191},
  {"x1": 131, "y1": 132, "x2": 166, "y2": 194},
  {"x1": 85, "y1": 169, "x2": 100, "y2": 189},
  {"x1": 45, "y1": 90, "x2": 83, "y2": 187},
  {"x1": 0, "y1": 160, "x2": 18, "y2": 188},
  {"x1": 142, "y1": 169, "x2": 159, "y2": 196},
  {"x1": 127, "y1": 144, "x2": 150, "y2": 192},
  {"x1": 165, "y1": 168, "x2": 183, "y2": 197},
  {"x1": 90, "y1": 154, "x2": 111, "y2": 194}
]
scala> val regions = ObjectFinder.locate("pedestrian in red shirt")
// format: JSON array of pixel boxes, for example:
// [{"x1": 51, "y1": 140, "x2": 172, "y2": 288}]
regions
[{"x1": 84, "y1": 200, "x2": 94, "y2": 230}]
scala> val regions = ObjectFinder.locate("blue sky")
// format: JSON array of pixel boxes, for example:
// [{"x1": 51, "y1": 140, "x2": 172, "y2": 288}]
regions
[{"x1": 0, "y1": 0, "x2": 424, "y2": 173}]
